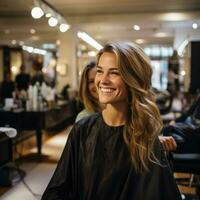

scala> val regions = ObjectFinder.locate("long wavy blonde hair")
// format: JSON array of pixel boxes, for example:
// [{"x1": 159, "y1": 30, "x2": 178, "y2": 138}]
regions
[{"x1": 97, "y1": 42, "x2": 163, "y2": 173}]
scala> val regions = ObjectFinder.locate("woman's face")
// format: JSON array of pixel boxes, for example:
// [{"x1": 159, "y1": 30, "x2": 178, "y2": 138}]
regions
[
  {"x1": 95, "y1": 52, "x2": 128, "y2": 106},
  {"x1": 88, "y1": 67, "x2": 98, "y2": 100}
]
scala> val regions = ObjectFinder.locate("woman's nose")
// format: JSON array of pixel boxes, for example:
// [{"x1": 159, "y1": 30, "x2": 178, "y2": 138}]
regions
[{"x1": 100, "y1": 72, "x2": 110, "y2": 84}]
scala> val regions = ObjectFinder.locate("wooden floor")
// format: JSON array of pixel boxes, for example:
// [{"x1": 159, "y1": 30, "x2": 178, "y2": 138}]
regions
[{"x1": 175, "y1": 173, "x2": 199, "y2": 196}]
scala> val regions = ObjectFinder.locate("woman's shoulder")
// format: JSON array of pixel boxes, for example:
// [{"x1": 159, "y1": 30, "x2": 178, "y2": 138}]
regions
[
  {"x1": 68, "y1": 113, "x2": 100, "y2": 144},
  {"x1": 70, "y1": 112, "x2": 101, "y2": 140},
  {"x1": 75, "y1": 112, "x2": 101, "y2": 127},
  {"x1": 75, "y1": 109, "x2": 93, "y2": 122}
]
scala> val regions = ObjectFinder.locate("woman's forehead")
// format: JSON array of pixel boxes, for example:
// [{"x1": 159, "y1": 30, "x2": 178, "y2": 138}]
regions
[{"x1": 98, "y1": 52, "x2": 117, "y2": 68}]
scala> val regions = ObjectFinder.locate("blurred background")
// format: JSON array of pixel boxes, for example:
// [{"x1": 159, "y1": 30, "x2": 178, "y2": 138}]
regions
[
  {"x1": 0, "y1": 1, "x2": 200, "y2": 199},
  {"x1": 0, "y1": 0, "x2": 200, "y2": 93}
]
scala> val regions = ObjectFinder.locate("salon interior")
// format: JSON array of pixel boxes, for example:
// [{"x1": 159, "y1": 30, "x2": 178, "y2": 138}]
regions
[{"x1": 0, "y1": 0, "x2": 200, "y2": 199}]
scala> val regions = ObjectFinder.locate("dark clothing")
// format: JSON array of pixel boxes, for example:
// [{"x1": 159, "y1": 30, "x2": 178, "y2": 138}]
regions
[
  {"x1": 15, "y1": 73, "x2": 30, "y2": 91},
  {"x1": 0, "y1": 80, "x2": 15, "y2": 99},
  {"x1": 163, "y1": 95, "x2": 200, "y2": 153},
  {"x1": 42, "y1": 113, "x2": 181, "y2": 200},
  {"x1": 176, "y1": 95, "x2": 200, "y2": 123},
  {"x1": 31, "y1": 73, "x2": 44, "y2": 85}
]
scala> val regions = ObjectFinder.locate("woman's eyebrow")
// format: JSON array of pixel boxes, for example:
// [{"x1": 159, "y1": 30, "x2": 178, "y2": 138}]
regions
[
  {"x1": 109, "y1": 68, "x2": 119, "y2": 71},
  {"x1": 96, "y1": 66, "x2": 118, "y2": 71}
]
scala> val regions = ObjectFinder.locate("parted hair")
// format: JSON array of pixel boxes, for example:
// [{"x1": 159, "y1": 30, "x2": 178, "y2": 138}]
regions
[
  {"x1": 78, "y1": 62, "x2": 99, "y2": 113},
  {"x1": 97, "y1": 42, "x2": 163, "y2": 173}
]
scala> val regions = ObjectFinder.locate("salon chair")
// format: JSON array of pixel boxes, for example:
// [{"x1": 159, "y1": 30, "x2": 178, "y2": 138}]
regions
[
  {"x1": 0, "y1": 127, "x2": 25, "y2": 186},
  {"x1": 162, "y1": 95, "x2": 200, "y2": 198},
  {"x1": 156, "y1": 90, "x2": 173, "y2": 115},
  {"x1": 172, "y1": 143, "x2": 200, "y2": 199},
  {"x1": 155, "y1": 90, "x2": 183, "y2": 124}
]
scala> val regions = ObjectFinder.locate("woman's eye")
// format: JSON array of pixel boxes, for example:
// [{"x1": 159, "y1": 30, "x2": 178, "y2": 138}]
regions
[
  {"x1": 96, "y1": 69, "x2": 103, "y2": 73},
  {"x1": 110, "y1": 71, "x2": 120, "y2": 75}
]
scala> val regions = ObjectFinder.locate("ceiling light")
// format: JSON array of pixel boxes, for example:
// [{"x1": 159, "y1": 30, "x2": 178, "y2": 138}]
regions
[
  {"x1": 31, "y1": 0, "x2": 70, "y2": 32},
  {"x1": 48, "y1": 17, "x2": 58, "y2": 27},
  {"x1": 30, "y1": 28, "x2": 36, "y2": 34},
  {"x1": 45, "y1": 13, "x2": 52, "y2": 18},
  {"x1": 133, "y1": 25, "x2": 140, "y2": 31},
  {"x1": 192, "y1": 23, "x2": 198, "y2": 29},
  {"x1": 23, "y1": 45, "x2": 46, "y2": 55},
  {"x1": 31, "y1": 6, "x2": 44, "y2": 19},
  {"x1": 160, "y1": 13, "x2": 187, "y2": 21},
  {"x1": 11, "y1": 40, "x2": 16, "y2": 45},
  {"x1": 154, "y1": 32, "x2": 168, "y2": 38},
  {"x1": 77, "y1": 32, "x2": 103, "y2": 50},
  {"x1": 135, "y1": 39, "x2": 145, "y2": 44},
  {"x1": 59, "y1": 23, "x2": 70, "y2": 32},
  {"x1": 33, "y1": 48, "x2": 47, "y2": 55},
  {"x1": 23, "y1": 46, "x2": 33, "y2": 53}
]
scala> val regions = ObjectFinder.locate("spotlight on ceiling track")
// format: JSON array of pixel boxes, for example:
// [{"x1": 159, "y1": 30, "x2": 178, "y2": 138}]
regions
[
  {"x1": 48, "y1": 17, "x2": 58, "y2": 27},
  {"x1": 31, "y1": 0, "x2": 70, "y2": 32},
  {"x1": 59, "y1": 23, "x2": 71, "y2": 32},
  {"x1": 31, "y1": 6, "x2": 44, "y2": 19}
]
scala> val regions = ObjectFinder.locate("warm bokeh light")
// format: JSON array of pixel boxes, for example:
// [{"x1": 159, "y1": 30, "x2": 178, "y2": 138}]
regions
[
  {"x1": 31, "y1": 6, "x2": 44, "y2": 19},
  {"x1": 48, "y1": 17, "x2": 58, "y2": 27},
  {"x1": 59, "y1": 23, "x2": 70, "y2": 32},
  {"x1": 133, "y1": 25, "x2": 140, "y2": 31}
]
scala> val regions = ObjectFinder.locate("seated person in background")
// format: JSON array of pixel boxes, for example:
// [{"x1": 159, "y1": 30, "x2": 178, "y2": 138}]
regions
[
  {"x1": 175, "y1": 95, "x2": 200, "y2": 123},
  {"x1": 76, "y1": 62, "x2": 177, "y2": 152},
  {"x1": 154, "y1": 89, "x2": 173, "y2": 115},
  {"x1": 167, "y1": 63, "x2": 179, "y2": 97},
  {"x1": 15, "y1": 64, "x2": 30, "y2": 91},
  {"x1": 61, "y1": 84, "x2": 70, "y2": 100},
  {"x1": 163, "y1": 94, "x2": 200, "y2": 152},
  {"x1": 0, "y1": 72, "x2": 15, "y2": 103},
  {"x1": 31, "y1": 61, "x2": 44, "y2": 85},
  {"x1": 75, "y1": 61, "x2": 101, "y2": 122}
]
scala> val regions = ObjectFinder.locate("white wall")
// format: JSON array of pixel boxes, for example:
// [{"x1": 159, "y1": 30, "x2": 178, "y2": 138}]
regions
[{"x1": 56, "y1": 28, "x2": 78, "y2": 94}]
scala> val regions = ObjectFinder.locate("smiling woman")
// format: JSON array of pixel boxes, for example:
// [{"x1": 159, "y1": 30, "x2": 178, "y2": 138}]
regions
[
  {"x1": 95, "y1": 52, "x2": 128, "y2": 106},
  {"x1": 96, "y1": 43, "x2": 164, "y2": 171},
  {"x1": 41, "y1": 42, "x2": 182, "y2": 200}
]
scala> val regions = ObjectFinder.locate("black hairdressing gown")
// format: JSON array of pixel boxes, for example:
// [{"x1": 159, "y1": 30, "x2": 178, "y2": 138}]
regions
[{"x1": 42, "y1": 113, "x2": 182, "y2": 200}]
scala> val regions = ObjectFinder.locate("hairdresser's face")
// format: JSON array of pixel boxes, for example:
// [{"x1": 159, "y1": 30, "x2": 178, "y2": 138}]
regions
[
  {"x1": 95, "y1": 52, "x2": 128, "y2": 106},
  {"x1": 88, "y1": 67, "x2": 98, "y2": 100}
]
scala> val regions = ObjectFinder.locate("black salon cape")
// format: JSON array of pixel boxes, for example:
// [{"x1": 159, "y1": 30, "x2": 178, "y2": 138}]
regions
[{"x1": 42, "y1": 113, "x2": 181, "y2": 200}]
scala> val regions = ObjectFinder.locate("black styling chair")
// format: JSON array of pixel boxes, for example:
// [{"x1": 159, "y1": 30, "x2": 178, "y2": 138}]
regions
[
  {"x1": 163, "y1": 95, "x2": 200, "y2": 198},
  {"x1": 0, "y1": 127, "x2": 25, "y2": 187},
  {"x1": 155, "y1": 90, "x2": 174, "y2": 115}
]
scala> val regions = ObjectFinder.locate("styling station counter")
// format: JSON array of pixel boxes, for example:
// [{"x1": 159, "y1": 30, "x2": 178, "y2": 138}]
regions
[{"x1": 0, "y1": 100, "x2": 77, "y2": 155}]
